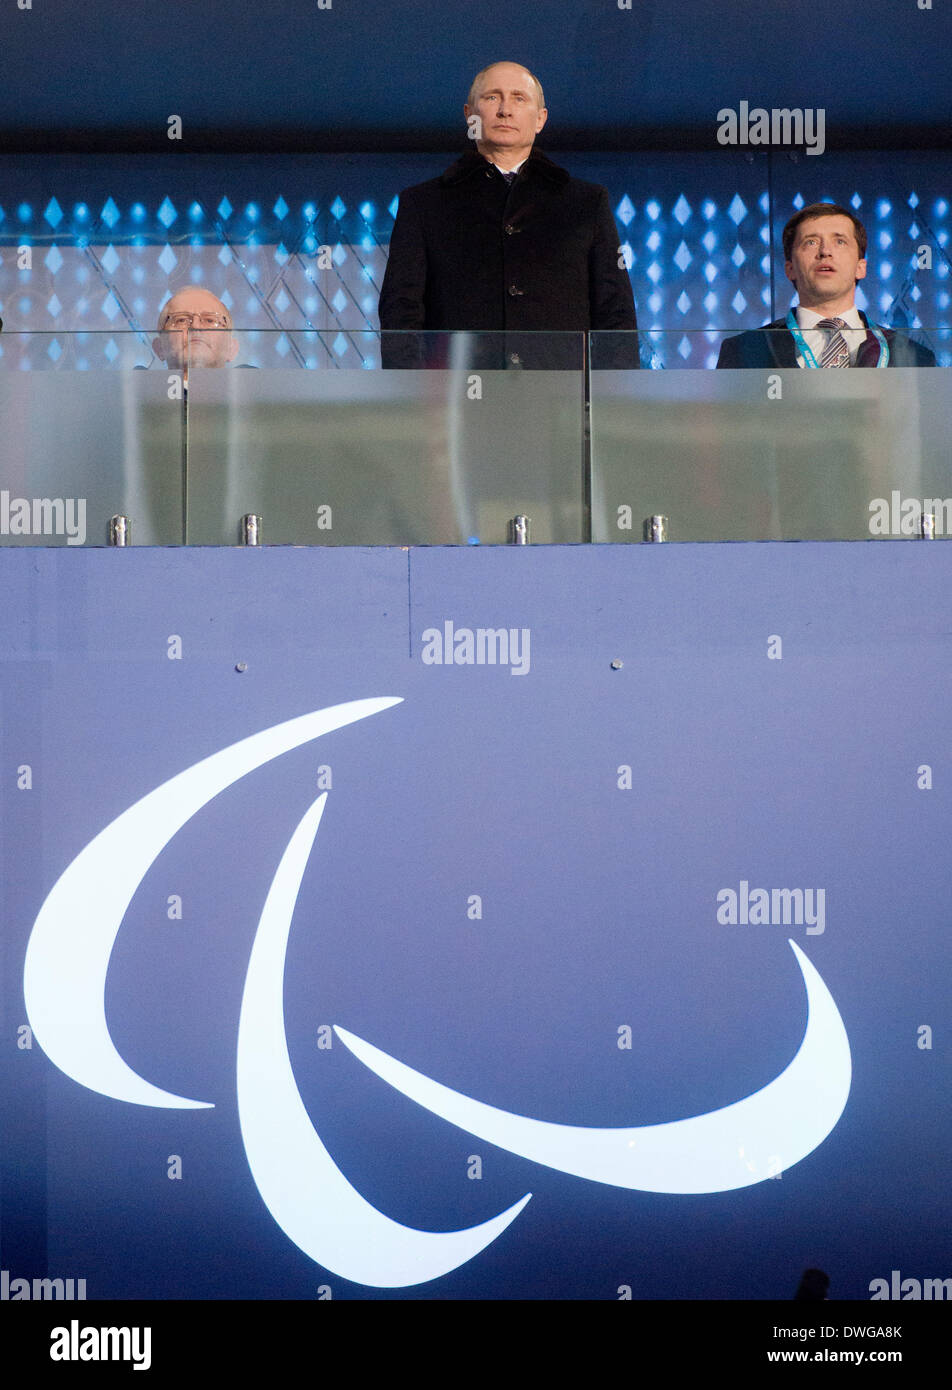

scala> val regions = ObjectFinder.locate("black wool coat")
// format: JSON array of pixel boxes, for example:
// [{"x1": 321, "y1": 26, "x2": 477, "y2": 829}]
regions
[{"x1": 378, "y1": 148, "x2": 637, "y2": 366}]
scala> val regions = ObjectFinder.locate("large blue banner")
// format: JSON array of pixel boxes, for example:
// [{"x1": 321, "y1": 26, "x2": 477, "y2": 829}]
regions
[{"x1": 1, "y1": 544, "x2": 949, "y2": 1303}]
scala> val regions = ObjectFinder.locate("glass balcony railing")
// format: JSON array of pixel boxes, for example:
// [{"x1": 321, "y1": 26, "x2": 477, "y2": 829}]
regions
[
  {"x1": 0, "y1": 332, "x2": 183, "y2": 546},
  {"x1": 184, "y1": 330, "x2": 586, "y2": 545},
  {"x1": 0, "y1": 328, "x2": 948, "y2": 546},
  {"x1": 590, "y1": 329, "x2": 950, "y2": 541}
]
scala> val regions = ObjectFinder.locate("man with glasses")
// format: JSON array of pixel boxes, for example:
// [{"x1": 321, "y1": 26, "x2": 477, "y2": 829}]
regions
[{"x1": 152, "y1": 287, "x2": 239, "y2": 375}]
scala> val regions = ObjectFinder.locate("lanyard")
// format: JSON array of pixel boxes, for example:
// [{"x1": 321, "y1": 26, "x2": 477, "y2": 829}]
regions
[{"x1": 785, "y1": 310, "x2": 890, "y2": 368}]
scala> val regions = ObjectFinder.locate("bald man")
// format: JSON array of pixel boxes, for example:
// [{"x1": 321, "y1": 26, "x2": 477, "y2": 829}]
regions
[
  {"x1": 379, "y1": 61, "x2": 636, "y2": 365},
  {"x1": 152, "y1": 287, "x2": 239, "y2": 374}
]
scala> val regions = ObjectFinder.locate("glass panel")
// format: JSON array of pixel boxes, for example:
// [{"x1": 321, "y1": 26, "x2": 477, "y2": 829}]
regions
[
  {"x1": 591, "y1": 329, "x2": 951, "y2": 541},
  {"x1": 0, "y1": 333, "x2": 185, "y2": 546},
  {"x1": 184, "y1": 331, "x2": 586, "y2": 545}
]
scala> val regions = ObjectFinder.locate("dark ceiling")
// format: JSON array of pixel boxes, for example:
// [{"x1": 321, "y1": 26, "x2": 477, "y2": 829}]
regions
[{"x1": 1, "y1": 0, "x2": 950, "y2": 151}]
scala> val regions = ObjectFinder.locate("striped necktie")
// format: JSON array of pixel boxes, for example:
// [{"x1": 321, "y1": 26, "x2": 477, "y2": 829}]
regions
[{"x1": 817, "y1": 317, "x2": 850, "y2": 368}]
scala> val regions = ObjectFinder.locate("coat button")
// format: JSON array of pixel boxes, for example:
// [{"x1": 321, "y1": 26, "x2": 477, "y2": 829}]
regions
[
  {"x1": 508, "y1": 284, "x2": 523, "y2": 296},
  {"x1": 505, "y1": 223, "x2": 515, "y2": 235}
]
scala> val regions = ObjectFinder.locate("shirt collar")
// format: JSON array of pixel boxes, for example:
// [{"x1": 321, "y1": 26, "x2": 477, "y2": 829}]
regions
[
  {"x1": 796, "y1": 304, "x2": 864, "y2": 331},
  {"x1": 488, "y1": 157, "x2": 527, "y2": 176}
]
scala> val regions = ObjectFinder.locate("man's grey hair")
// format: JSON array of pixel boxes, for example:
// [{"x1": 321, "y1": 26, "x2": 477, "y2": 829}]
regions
[{"x1": 468, "y1": 64, "x2": 545, "y2": 109}]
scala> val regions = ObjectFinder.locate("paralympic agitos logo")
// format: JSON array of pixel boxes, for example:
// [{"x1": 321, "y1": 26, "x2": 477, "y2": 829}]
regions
[{"x1": 24, "y1": 700, "x2": 853, "y2": 1290}]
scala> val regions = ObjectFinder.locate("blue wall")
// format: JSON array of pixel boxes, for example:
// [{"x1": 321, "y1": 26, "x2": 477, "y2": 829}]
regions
[{"x1": 3, "y1": 543, "x2": 949, "y2": 1299}]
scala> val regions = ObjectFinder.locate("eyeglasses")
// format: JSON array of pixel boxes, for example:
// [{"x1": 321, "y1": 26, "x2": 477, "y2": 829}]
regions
[{"x1": 162, "y1": 311, "x2": 231, "y2": 330}]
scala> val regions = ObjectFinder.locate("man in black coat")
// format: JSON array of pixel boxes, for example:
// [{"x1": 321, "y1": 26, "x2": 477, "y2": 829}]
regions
[
  {"x1": 717, "y1": 203, "x2": 935, "y2": 369},
  {"x1": 378, "y1": 62, "x2": 637, "y2": 368}
]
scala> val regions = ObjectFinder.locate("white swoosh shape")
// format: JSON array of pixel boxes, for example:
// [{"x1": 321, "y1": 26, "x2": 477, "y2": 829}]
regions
[
  {"x1": 24, "y1": 698, "x2": 402, "y2": 1108},
  {"x1": 334, "y1": 941, "x2": 851, "y2": 1194},
  {"x1": 237, "y1": 794, "x2": 531, "y2": 1288}
]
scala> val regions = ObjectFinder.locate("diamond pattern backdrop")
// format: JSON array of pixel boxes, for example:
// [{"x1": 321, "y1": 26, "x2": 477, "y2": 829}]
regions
[{"x1": 1, "y1": 152, "x2": 948, "y2": 368}]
